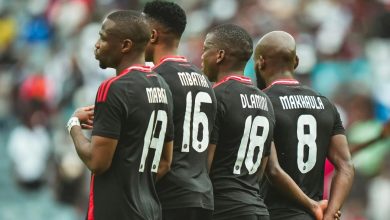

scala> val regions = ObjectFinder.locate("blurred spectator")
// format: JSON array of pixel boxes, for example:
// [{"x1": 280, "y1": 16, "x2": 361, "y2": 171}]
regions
[
  {"x1": 7, "y1": 100, "x2": 51, "y2": 191},
  {"x1": 0, "y1": 0, "x2": 389, "y2": 219}
]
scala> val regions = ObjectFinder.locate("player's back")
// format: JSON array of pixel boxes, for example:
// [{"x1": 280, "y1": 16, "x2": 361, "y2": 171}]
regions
[
  {"x1": 91, "y1": 66, "x2": 173, "y2": 220},
  {"x1": 152, "y1": 56, "x2": 217, "y2": 210},
  {"x1": 210, "y1": 76, "x2": 275, "y2": 220},
  {"x1": 263, "y1": 79, "x2": 345, "y2": 214}
]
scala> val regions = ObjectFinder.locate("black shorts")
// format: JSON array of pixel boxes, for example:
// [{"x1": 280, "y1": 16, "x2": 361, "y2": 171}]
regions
[
  {"x1": 163, "y1": 207, "x2": 212, "y2": 220},
  {"x1": 269, "y1": 210, "x2": 314, "y2": 220}
]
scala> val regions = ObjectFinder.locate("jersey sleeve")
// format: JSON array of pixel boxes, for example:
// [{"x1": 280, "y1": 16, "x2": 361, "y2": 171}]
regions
[
  {"x1": 92, "y1": 82, "x2": 125, "y2": 139},
  {"x1": 331, "y1": 103, "x2": 345, "y2": 136},
  {"x1": 262, "y1": 96, "x2": 275, "y2": 157},
  {"x1": 210, "y1": 88, "x2": 225, "y2": 145}
]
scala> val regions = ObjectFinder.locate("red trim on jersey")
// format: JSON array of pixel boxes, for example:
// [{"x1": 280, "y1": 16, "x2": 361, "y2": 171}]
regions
[
  {"x1": 97, "y1": 79, "x2": 109, "y2": 102},
  {"x1": 263, "y1": 78, "x2": 299, "y2": 91},
  {"x1": 213, "y1": 75, "x2": 252, "y2": 88},
  {"x1": 152, "y1": 55, "x2": 188, "y2": 69},
  {"x1": 97, "y1": 65, "x2": 152, "y2": 102},
  {"x1": 87, "y1": 174, "x2": 95, "y2": 220}
]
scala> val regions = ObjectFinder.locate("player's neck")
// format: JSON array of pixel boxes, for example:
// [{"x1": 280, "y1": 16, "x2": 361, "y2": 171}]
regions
[
  {"x1": 116, "y1": 55, "x2": 145, "y2": 76},
  {"x1": 217, "y1": 69, "x2": 245, "y2": 82},
  {"x1": 266, "y1": 70, "x2": 295, "y2": 86},
  {"x1": 153, "y1": 45, "x2": 179, "y2": 65}
]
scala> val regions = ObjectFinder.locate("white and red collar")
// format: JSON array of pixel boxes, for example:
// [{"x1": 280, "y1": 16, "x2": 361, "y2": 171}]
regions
[
  {"x1": 213, "y1": 75, "x2": 252, "y2": 88},
  {"x1": 119, "y1": 65, "x2": 152, "y2": 75},
  {"x1": 264, "y1": 78, "x2": 299, "y2": 90},
  {"x1": 153, "y1": 55, "x2": 188, "y2": 69}
]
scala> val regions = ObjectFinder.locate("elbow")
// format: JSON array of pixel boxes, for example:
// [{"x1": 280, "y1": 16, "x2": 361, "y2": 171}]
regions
[
  {"x1": 266, "y1": 163, "x2": 282, "y2": 181},
  {"x1": 89, "y1": 161, "x2": 112, "y2": 175},
  {"x1": 336, "y1": 159, "x2": 355, "y2": 180}
]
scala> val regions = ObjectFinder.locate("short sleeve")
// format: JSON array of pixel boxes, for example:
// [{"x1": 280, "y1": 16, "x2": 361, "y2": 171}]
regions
[
  {"x1": 92, "y1": 82, "x2": 125, "y2": 139},
  {"x1": 262, "y1": 96, "x2": 275, "y2": 157},
  {"x1": 210, "y1": 89, "x2": 225, "y2": 145},
  {"x1": 331, "y1": 104, "x2": 345, "y2": 136}
]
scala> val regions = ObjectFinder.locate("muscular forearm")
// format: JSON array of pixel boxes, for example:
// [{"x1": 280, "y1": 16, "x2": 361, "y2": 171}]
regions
[
  {"x1": 267, "y1": 169, "x2": 316, "y2": 213},
  {"x1": 156, "y1": 160, "x2": 170, "y2": 181},
  {"x1": 324, "y1": 162, "x2": 354, "y2": 219},
  {"x1": 70, "y1": 126, "x2": 93, "y2": 170}
]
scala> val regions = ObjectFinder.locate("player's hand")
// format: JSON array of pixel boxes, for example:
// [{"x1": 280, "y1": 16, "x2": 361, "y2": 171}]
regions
[
  {"x1": 311, "y1": 199, "x2": 327, "y2": 220},
  {"x1": 323, "y1": 209, "x2": 341, "y2": 220},
  {"x1": 73, "y1": 105, "x2": 94, "y2": 129},
  {"x1": 334, "y1": 210, "x2": 341, "y2": 220}
]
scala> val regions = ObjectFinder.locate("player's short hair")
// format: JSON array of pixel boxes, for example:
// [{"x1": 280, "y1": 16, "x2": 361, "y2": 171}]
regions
[
  {"x1": 143, "y1": 1, "x2": 187, "y2": 38},
  {"x1": 209, "y1": 24, "x2": 253, "y2": 64},
  {"x1": 107, "y1": 10, "x2": 151, "y2": 52}
]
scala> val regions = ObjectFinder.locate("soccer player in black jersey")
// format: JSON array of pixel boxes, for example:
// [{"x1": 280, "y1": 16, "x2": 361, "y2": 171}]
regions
[
  {"x1": 143, "y1": 2, "x2": 217, "y2": 220},
  {"x1": 254, "y1": 31, "x2": 354, "y2": 220},
  {"x1": 67, "y1": 10, "x2": 174, "y2": 220},
  {"x1": 202, "y1": 24, "x2": 328, "y2": 220}
]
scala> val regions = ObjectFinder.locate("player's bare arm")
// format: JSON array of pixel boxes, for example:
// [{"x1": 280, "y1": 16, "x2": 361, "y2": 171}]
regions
[
  {"x1": 324, "y1": 134, "x2": 354, "y2": 220},
  {"x1": 68, "y1": 105, "x2": 117, "y2": 175},
  {"x1": 265, "y1": 143, "x2": 327, "y2": 220},
  {"x1": 207, "y1": 144, "x2": 216, "y2": 173},
  {"x1": 156, "y1": 141, "x2": 173, "y2": 181}
]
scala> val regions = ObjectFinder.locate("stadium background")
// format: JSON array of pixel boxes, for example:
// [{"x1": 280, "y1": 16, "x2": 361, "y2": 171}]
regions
[{"x1": 0, "y1": 0, "x2": 389, "y2": 219}]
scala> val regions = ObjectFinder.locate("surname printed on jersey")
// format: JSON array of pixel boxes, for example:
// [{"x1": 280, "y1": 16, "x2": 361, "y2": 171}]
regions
[
  {"x1": 279, "y1": 95, "x2": 324, "y2": 110},
  {"x1": 146, "y1": 87, "x2": 168, "y2": 104},
  {"x1": 178, "y1": 72, "x2": 210, "y2": 88},
  {"x1": 240, "y1": 94, "x2": 269, "y2": 111}
]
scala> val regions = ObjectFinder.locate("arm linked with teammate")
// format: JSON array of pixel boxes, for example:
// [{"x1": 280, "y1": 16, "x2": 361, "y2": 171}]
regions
[
  {"x1": 324, "y1": 134, "x2": 354, "y2": 220},
  {"x1": 207, "y1": 144, "x2": 217, "y2": 173},
  {"x1": 265, "y1": 143, "x2": 327, "y2": 220},
  {"x1": 68, "y1": 105, "x2": 118, "y2": 175},
  {"x1": 156, "y1": 141, "x2": 173, "y2": 181}
]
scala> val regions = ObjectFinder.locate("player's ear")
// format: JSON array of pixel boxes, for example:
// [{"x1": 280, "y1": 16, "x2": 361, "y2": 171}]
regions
[
  {"x1": 216, "y1": 49, "x2": 225, "y2": 64},
  {"x1": 150, "y1": 29, "x2": 158, "y2": 44},
  {"x1": 258, "y1": 55, "x2": 265, "y2": 70},
  {"x1": 122, "y1": 39, "x2": 133, "y2": 53},
  {"x1": 294, "y1": 55, "x2": 299, "y2": 69}
]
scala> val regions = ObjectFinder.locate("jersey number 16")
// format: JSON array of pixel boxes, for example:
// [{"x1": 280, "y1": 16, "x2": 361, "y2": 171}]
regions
[{"x1": 181, "y1": 91, "x2": 212, "y2": 153}]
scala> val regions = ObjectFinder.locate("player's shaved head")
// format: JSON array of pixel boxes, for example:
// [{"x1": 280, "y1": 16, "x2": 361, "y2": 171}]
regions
[{"x1": 254, "y1": 31, "x2": 297, "y2": 68}]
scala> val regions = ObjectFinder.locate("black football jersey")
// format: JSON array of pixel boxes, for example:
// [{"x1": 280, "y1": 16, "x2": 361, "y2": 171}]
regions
[
  {"x1": 263, "y1": 79, "x2": 345, "y2": 213},
  {"x1": 88, "y1": 65, "x2": 174, "y2": 220},
  {"x1": 209, "y1": 75, "x2": 275, "y2": 219},
  {"x1": 153, "y1": 56, "x2": 217, "y2": 210}
]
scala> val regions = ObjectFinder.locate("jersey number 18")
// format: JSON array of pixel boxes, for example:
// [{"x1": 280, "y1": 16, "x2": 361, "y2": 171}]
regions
[{"x1": 234, "y1": 116, "x2": 270, "y2": 175}]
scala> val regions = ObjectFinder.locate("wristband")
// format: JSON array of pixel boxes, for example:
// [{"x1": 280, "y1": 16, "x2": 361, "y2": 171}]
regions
[{"x1": 67, "y1": 116, "x2": 81, "y2": 134}]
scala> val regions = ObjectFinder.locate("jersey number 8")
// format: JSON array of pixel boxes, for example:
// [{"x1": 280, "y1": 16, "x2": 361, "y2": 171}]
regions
[
  {"x1": 297, "y1": 114, "x2": 317, "y2": 174},
  {"x1": 181, "y1": 91, "x2": 212, "y2": 153},
  {"x1": 139, "y1": 110, "x2": 168, "y2": 173},
  {"x1": 234, "y1": 116, "x2": 270, "y2": 175}
]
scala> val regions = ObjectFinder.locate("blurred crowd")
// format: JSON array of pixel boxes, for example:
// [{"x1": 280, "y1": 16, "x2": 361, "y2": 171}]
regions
[{"x1": 0, "y1": 0, "x2": 389, "y2": 219}]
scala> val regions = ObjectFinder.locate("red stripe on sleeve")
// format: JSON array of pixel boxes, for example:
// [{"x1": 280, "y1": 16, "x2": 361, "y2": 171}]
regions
[{"x1": 87, "y1": 174, "x2": 95, "y2": 220}]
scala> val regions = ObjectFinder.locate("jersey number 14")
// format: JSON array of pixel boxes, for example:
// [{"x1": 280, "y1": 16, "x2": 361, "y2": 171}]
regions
[{"x1": 139, "y1": 110, "x2": 168, "y2": 173}]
